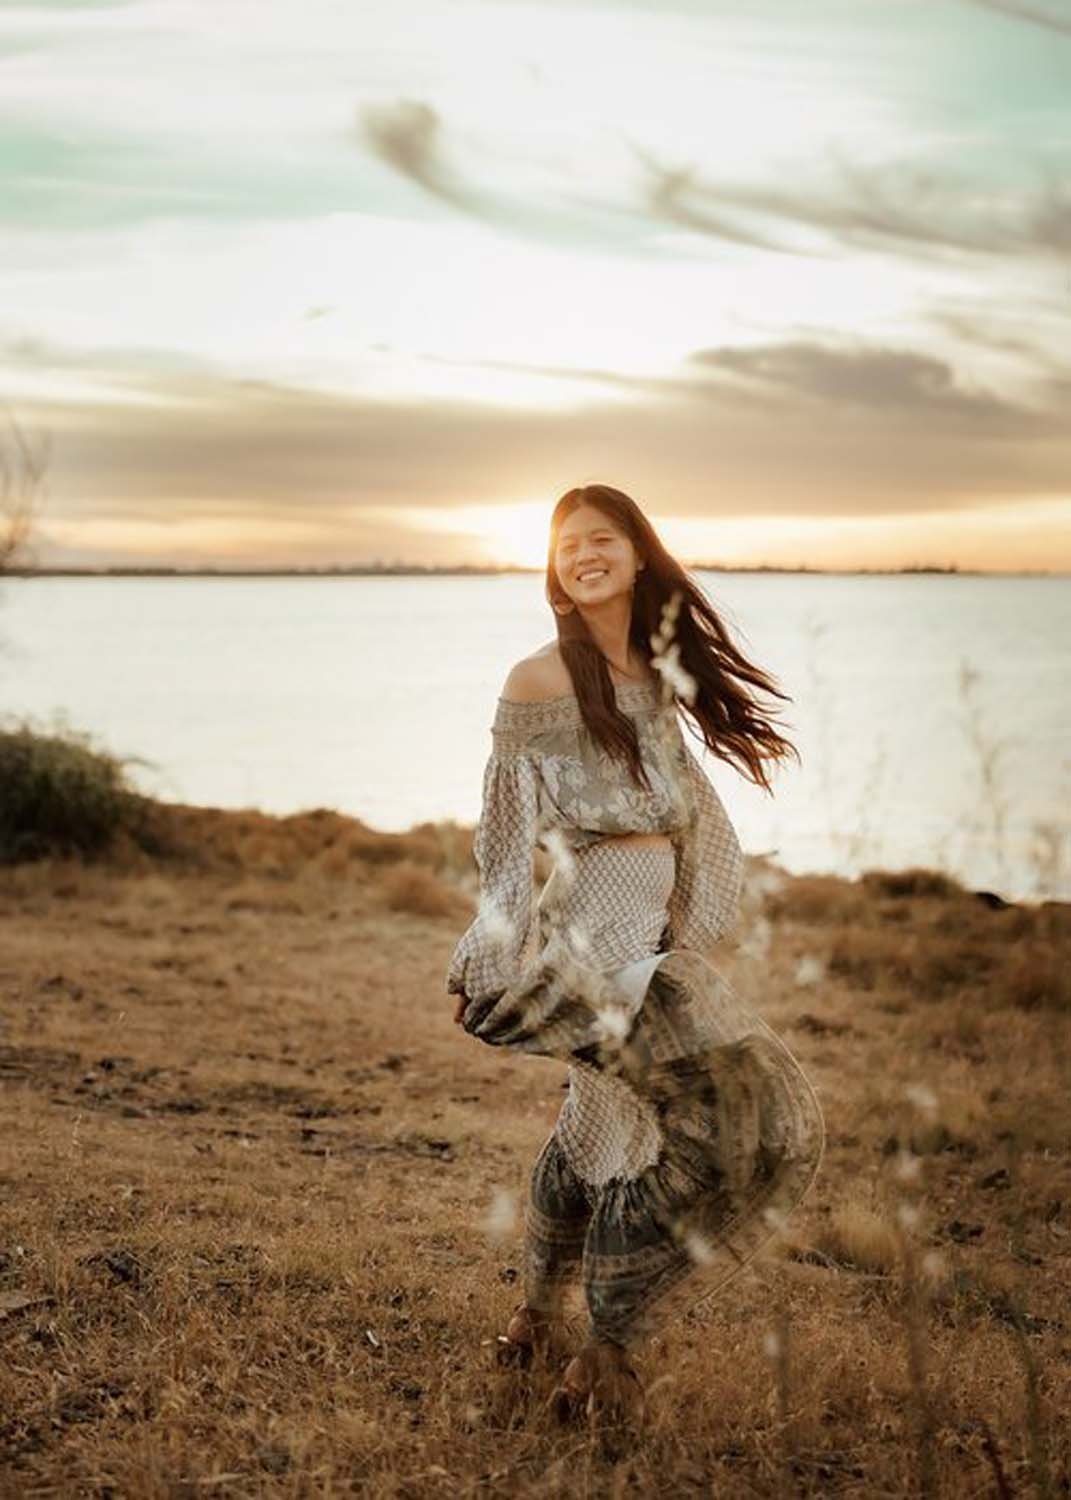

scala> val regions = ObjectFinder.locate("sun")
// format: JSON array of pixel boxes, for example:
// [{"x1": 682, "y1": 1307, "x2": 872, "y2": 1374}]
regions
[
  {"x1": 407, "y1": 499, "x2": 552, "y2": 568},
  {"x1": 476, "y1": 501, "x2": 553, "y2": 569},
  {"x1": 359, "y1": 499, "x2": 553, "y2": 567}
]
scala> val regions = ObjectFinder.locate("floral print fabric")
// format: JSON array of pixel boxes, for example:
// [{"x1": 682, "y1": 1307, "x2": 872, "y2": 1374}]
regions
[{"x1": 446, "y1": 681, "x2": 745, "y2": 1006}]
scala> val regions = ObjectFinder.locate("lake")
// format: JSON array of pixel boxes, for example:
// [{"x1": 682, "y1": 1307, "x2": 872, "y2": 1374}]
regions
[{"x1": 2, "y1": 572, "x2": 1068, "y2": 902}]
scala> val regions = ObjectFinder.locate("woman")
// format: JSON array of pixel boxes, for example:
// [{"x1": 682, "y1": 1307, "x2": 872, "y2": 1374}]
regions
[{"x1": 446, "y1": 484, "x2": 825, "y2": 1421}]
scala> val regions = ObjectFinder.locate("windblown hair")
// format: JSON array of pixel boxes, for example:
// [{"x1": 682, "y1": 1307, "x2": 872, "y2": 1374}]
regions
[{"x1": 544, "y1": 484, "x2": 800, "y2": 795}]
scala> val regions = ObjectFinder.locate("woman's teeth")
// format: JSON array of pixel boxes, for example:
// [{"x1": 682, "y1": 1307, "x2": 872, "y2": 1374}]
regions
[{"x1": 578, "y1": 570, "x2": 607, "y2": 582}]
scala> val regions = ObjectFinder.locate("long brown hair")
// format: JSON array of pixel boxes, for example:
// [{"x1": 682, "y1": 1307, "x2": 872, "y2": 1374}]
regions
[{"x1": 544, "y1": 484, "x2": 800, "y2": 795}]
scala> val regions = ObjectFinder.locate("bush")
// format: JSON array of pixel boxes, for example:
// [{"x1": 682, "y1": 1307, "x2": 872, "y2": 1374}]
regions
[
  {"x1": 380, "y1": 859, "x2": 458, "y2": 917},
  {"x1": 0, "y1": 724, "x2": 147, "y2": 862},
  {"x1": 861, "y1": 867, "x2": 962, "y2": 900}
]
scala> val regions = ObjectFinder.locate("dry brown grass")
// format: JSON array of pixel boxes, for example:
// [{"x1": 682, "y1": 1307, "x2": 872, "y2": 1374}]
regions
[
  {"x1": 380, "y1": 861, "x2": 464, "y2": 920},
  {"x1": 0, "y1": 801, "x2": 1068, "y2": 1497}
]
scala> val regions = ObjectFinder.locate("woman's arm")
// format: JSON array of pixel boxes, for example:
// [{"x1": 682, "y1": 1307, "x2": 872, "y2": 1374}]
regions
[
  {"x1": 664, "y1": 737, "x2": 744, "y2": 953},
  {"x1": 445, "y1": 742, "x2": 543, "y2": 1011}
]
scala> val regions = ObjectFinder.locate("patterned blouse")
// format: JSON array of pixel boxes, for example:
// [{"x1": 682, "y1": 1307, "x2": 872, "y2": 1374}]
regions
[{"x1": 446, "y1": 678, "x2": 745, "y2": 1006}]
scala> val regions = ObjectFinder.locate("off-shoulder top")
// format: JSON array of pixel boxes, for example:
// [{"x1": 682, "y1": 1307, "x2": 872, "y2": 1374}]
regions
[{"x1": 445, "y1": 679, "x2": 744, "y2": 1006}]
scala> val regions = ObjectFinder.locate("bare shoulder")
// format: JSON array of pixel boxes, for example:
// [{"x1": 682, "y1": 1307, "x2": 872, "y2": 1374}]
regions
[{"x1": 500, "y1": 643, "x2": 572, "y2": 703}]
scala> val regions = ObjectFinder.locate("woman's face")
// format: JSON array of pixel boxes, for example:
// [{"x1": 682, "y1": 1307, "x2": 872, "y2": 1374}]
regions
[{"x1": 553, "y1": 503, "x2": 641, "y2": 609}]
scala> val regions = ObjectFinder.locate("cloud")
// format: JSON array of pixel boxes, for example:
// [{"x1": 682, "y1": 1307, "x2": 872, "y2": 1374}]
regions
[
  {"x1": 961, "y1": 0, "x2": 1071, "y2": 36},
  {"x1": 928, "y1": 310, "x2": 1068, "y2": 373},
  {"x1": 689, "y1": 340, "x2": 1056, "y2": 436},
  {"x1": 417, "y1": 334, "x2": 1065, "y2": 439},
  {"x1": 627, "y1": 144, "x2": 812, "y2": 257},
  {"x1": 354, "y1": 98, "x2": 685, "y2": 261},
  {"x1": 2, "y1": 333, "x2": 214, "y2": 381},
  {"x1": 410, "y1": 348, "x2": 673, "y2": 399},
  {"x1": 10, "y1": 0, "x2": 138, "y2": 8},
  {"x1": 1028, "y1": 184, "x2": 1071, "y2": 252},
  {"x1": 631, "y1": 143, "x2": 1071, "y2": 262},
  {"x1": 8, "y1": 337, "x2": 1070, "y2": 543},
  {"x1": 357, "y1": 99, "x2": 482, "y2": 214}
]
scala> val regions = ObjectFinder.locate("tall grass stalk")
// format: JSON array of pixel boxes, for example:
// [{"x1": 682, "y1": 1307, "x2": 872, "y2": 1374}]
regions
[
  {"x1": 979, "y1": 1417, "x2": 1015, "y2": 1500},
  {"x1": 957, "y1": 659, "x2": 1013, "y2": 894},
  {"x1": 894, "y1": 1085, "x2": 940, "y2": 1500},
  {"x1": 798, "y1": 621, "x2": 1067, "y2": 902},
  {"x1": 799, "y1": 613, "x2": 838, "y2": 861},
  {"x1": 895, "y1": 1211, "x2": 938, "y2": 1500},
  {"x1": 1004, "y1": 1288, "x2": 1053, "y2": 1500},
  {"x1": 0, "y1": 408, "x2": 48, "y2": 573},
  {"x1": 762, "y1": 1301, "x2": 796, "y2": 1494}
]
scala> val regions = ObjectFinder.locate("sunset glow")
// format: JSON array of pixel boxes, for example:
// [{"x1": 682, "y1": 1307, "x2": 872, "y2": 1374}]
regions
[
  {"x1": 442, "y1": 502, "x2": 553, "y2": 569},
  {"x1": 3, "y1": 0, "x2": 1069, "y2": 573}
]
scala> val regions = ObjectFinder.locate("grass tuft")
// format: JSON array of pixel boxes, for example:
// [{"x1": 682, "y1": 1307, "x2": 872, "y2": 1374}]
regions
[{"x1": 381, "y1": 860, "x2": 461, "y2": 917}]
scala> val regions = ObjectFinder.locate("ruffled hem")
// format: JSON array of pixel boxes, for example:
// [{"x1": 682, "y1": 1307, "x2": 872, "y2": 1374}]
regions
[{"x1": 460, "y1": 945, "x2": 825, "y2": 1346}]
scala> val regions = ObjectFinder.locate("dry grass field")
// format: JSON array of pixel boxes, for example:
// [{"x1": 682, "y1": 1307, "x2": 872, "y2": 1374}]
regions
[{"x1": 0, "y1": 801, "x2": 1068, "y2": 1498}]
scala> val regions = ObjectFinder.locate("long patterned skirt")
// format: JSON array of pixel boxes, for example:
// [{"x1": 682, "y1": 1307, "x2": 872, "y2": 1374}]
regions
[{"x1": 460, "y1": 839, "x2": 825, "y2": 1351}]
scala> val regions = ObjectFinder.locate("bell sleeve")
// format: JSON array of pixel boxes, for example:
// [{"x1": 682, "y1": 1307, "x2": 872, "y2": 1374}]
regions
[
  {"x1": 445, "y1": 747, "x2": 543, "y2": 1005},
  {"x1": 664, "y1": 737, "x2": 744, "y2": 953}
]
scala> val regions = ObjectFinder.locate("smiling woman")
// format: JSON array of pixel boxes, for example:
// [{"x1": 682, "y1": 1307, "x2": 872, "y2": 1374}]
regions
[{"x1": 446, "y1": 481, "x2": 825, "y2": 1421}]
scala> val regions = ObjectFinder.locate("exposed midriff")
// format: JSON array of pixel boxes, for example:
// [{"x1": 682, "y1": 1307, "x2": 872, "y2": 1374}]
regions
[{"x1": 598, "y1": 830, "x2": 674, "y2": 851}]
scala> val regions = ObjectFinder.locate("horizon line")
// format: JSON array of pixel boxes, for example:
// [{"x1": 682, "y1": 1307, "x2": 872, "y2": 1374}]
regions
[{"x1": 8, "y1": 562, "x2": 1068, "y2": 579}]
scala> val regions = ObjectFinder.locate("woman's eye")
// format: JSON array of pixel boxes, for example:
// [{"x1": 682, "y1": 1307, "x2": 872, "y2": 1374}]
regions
[{"x1": 560, "y1": 533, "x2": 615, "y2": 552}]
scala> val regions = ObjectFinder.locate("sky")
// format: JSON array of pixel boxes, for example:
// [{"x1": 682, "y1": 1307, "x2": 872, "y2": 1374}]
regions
[{"x1": 1, "y1": 0, "x2": 1069, "y2": 572}]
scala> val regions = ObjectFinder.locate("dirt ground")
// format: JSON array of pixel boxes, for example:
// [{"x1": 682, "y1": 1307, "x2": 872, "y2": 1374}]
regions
[{"x1": 0, "y1": 802, "x2": 1068, "y2": 1497}]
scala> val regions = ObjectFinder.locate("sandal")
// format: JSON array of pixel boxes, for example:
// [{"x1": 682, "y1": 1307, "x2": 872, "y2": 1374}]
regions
[
  {"x1": 549, "y1": 1339, "x2": 642, "y2": 1423},
  {"x1": 494, "y1": 1302, "x2": 553, "y2": 1369}
]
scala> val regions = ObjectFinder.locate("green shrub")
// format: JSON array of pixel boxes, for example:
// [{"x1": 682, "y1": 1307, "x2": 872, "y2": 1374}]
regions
[{"x1": 0, "y1": 724, "x2": 146, "y2": 862}]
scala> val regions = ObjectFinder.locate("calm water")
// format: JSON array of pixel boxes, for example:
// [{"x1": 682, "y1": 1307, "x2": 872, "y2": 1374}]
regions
[{"x1": 2, "y1": 574, "x2": 1068, "y2": 902}]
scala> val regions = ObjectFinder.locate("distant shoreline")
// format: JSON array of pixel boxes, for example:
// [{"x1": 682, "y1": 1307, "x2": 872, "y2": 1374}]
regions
[{"x1": 7, "y1": 563, "x2": 1066, "y2": 579}]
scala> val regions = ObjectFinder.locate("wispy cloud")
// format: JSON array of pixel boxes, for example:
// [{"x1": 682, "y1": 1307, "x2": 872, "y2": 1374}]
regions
[
  {"x1": 627, "y1": 143, "x2": 810, "y2": 257},
  {"x1": 929, "y1": 310, "x2": 1068, "y2": 373},
  {"x1": 12, "y1": 0, "x2": 139, "y2": 9},
  {"x1": 355, "y1": 97, "x2": 688, "y2": 261},
  {"x1": 961, "y1": 0, "x2": 1071, "y2": 37},
  {"x1": 632, "y1": 145, "x2": 1071, "y2": 262},
  {"x1": 358, "y1": 100, "x2": 479, "y2": 214}
]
